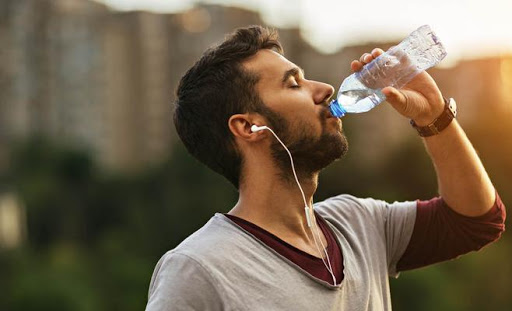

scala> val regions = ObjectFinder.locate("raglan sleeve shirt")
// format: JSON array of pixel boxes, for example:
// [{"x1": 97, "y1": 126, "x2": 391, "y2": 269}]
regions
[
  {"x1": 146, "y1": 192, "x2": 506, "y2": 310},
  {"x1": 146, "y1": 252, "x2": 224, "y2": 311},
  {"x1": 312, "y1": 192, "x2": 506, "y2": 281},
  {"x1": 397, "y1": 191, "x2": 506, "y2": 272}
]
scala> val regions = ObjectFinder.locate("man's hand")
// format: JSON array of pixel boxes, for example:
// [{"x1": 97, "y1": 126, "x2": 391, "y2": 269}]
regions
[
  {"x1": 351, "y1": 48, "x2": 445, "y2": 126},
  {"x1": 352, "y1": 48, "x2": 496, "y2": 217}
]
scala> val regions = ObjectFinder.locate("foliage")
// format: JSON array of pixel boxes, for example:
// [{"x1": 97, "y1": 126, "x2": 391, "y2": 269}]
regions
[
  {"x1": 1, "y1": 108, "x2": 511, "y2": 310},
  {"x1": 0, "y1": 138, "x2": 237, "y2": 311}
]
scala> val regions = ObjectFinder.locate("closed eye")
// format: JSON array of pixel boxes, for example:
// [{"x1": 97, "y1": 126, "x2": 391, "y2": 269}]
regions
[
  {"x1": 289, "y1": 75, "x2": 303, "y2": 89},
  {"x1": 282, "y1": 67, "x2": 305, "y2": 85}
]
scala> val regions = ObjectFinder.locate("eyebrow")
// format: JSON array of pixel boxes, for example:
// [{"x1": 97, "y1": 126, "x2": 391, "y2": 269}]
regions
[{"x1": 281, "y1": 67, "x2": 305, "y2": 84}]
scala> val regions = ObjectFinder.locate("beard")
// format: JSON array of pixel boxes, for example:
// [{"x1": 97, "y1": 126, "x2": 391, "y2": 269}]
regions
[{"x1": 256, "y1": 105, "x2": 348, "y2": 181}]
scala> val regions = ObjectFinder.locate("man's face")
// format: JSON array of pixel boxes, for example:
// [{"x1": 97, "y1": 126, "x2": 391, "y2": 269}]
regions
[{"x1": 243, "y1": 50, "x2": 348, "y2": 177}]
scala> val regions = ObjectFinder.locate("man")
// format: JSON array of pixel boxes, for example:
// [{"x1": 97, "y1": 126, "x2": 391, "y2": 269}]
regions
[{"x1": 146, "y1": 26, "x2": 505, "y2": 310}]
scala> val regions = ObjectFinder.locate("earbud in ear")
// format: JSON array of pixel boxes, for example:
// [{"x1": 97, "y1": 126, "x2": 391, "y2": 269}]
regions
[{"x1": 251, "y1": 125, "x2": 267, "y2": 132}]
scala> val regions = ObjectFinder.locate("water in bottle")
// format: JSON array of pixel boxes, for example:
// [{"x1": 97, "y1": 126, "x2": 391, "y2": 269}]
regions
[{"x1": 329, "y1": 25, "x2": 447, "y2": 118}]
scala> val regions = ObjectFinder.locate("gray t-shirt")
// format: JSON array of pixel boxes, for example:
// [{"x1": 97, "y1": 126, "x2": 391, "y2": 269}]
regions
[{"x1": 146, "y1": 194, "x2": 417, "y2": 310}]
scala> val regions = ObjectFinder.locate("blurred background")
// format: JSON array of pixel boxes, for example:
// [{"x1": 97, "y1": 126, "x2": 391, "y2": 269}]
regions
[{"x1": 0, "y1": 0, "x2": 511, "y2": 310}]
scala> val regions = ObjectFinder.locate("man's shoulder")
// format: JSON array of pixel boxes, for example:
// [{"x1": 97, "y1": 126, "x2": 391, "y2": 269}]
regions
[
  {"x1": 163, "y1": 214, "x2": 249, "y2": 267},
  {"x1": 148, "y1": 213, "x2": 261, "y2": 299},
  {"x1": 314, "y1": 194, "x2": 416, "y2": 225},
  {"x1": 314, "y1": 194, "x2": 385, "y2": 216},
  {"x1": 147, "y1": 216, "x2": 233, "y2": 310}
]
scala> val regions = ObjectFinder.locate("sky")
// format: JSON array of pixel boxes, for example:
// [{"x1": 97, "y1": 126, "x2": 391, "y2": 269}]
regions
[{"x1": 95, "y1": 0, "x2": 512, "y2": 65}]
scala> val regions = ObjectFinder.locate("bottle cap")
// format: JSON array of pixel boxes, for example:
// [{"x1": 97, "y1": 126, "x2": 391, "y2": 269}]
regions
[{"x1": 329, "y1": 99, "x2": 346, "y2": 118}]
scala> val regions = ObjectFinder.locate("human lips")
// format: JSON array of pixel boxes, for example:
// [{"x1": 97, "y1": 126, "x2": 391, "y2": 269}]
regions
[
  {"x1": 321, "y1": 108, "x2": 342, "y2": 130},
  {"x1": 321, "y1": 107, "x2": 337, "y2": 119}
]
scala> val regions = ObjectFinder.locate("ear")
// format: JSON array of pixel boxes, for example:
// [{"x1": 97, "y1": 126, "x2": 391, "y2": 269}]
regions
[{"x1": 228, "y1": 114, "x2": 266, "y2": 141}]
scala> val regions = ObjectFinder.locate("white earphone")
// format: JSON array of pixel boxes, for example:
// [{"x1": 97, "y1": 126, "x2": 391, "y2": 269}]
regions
[
  {"x1": 248, "y1": 123, "x2": 337, "y2": 285},
  {"x1": 251, "y1": 125, "x2": 267, "y2": 132}
]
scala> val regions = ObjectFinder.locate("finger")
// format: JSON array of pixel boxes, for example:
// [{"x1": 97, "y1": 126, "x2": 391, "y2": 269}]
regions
[
  {"x1": 364, "y1": 53, "x2": 375, "y2": 64},
  {"x1": 351, "y1": 60, "x2": 363, "y2": 72},
  {"x1": 359, "y1": 53, "x2": 371, "y2": 63},
  {"x1": 371, "y1": 48, "x2": 384, "y2": 58},
  {"x1": 382, "y1": 86, "x2": 409, "y2": 114}
]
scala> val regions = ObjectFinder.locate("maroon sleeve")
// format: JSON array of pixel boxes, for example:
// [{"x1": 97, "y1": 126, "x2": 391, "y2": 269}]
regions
[{"x1": 397, "y1": 192, "x2": 506, "y2": 272}]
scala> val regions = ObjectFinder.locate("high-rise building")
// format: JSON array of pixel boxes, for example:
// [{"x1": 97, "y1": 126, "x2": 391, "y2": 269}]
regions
[{"x1": 0, "y1": 0, "x2": 510, "y2": 175}]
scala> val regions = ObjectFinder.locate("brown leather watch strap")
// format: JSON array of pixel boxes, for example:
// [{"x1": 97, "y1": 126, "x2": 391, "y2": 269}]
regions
[{"x1": 410, "y1": 97, "x2": 457, "y2": 137}]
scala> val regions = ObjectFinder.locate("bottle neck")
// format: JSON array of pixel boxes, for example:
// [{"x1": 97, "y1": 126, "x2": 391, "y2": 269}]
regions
[{"x1": 329, "y1": 99, "x2": 346, "y2": 118}]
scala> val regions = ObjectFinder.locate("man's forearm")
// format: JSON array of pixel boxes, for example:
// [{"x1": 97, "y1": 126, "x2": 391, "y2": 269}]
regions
[{"x1": 423, "y1": 120, "x2": 495, "y2": 216}]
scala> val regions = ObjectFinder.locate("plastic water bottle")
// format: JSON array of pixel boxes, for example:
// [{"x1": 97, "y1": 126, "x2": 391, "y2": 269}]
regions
[{"x1": 329, "y1": 25, "x2": 447, "y2": 118}]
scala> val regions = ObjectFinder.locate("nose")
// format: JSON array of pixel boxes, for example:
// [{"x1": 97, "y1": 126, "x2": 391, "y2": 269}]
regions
[{"x1": 312, "y1": 81, "x2": 335, "y2": 106}]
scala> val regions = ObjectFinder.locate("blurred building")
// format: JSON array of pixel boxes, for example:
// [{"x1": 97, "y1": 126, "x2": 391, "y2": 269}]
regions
[
  {"x1": 1, "y1": 0, "x2": 109, "y2": 168},
  {"x1": 0, "y1": 0, "x2": 266, "y2": 173},
  {"x1": 430, "y1": 57, "x2": 512, "y2": 122},
  {"x1": 1, "y1": 0, "x2": 511, "y2": 173}
]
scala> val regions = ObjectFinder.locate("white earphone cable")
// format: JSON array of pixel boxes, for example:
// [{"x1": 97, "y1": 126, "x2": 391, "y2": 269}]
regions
[{"x1": 257, "y1": 126, "x2": 337, "y2": 285}]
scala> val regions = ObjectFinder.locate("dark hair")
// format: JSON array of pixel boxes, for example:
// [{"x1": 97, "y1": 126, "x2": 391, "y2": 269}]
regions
[{"x1": 173, "y1": 26, "x2": 283, "y2": 188}]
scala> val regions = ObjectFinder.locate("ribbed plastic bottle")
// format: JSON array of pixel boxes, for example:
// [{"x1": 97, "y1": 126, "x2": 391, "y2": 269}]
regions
[{"x1": 329, "y1": 25, "x2": 447, "y2": 118}]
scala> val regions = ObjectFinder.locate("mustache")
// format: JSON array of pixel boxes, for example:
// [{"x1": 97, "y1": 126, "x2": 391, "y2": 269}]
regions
[
  {"x1": 320, "y1": 106, "x2": 333, "y2": 118},
  {"x1": 319, "y1": 97, "x2": 334, "y2": 117}
]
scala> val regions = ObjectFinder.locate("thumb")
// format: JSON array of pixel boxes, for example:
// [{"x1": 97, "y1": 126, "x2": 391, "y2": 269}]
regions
[{"x1": 382, "y1": 86, "x2": 410, "y2": 116}]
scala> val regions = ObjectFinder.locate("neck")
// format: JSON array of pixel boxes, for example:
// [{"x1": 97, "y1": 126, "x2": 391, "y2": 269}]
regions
[{"x1": 229, "y1": 166, "x2": 319, "y2": 241}]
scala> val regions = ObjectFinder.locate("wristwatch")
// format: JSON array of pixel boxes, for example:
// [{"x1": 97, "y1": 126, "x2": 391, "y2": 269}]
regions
[{"x1": 410, "y1": 97, "x2": 457, "y2": 137}]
